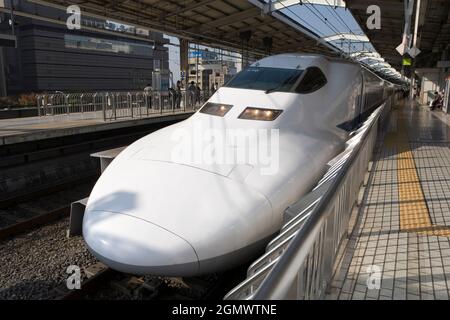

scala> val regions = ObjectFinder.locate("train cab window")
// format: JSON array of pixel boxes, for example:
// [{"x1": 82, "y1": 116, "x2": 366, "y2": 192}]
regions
[
  {"x1": 224, "y1": 67, "x2": 303, "y2": 92},
  {"x1": 295, "y1": 67, "x2": 327, "y2": 94}
]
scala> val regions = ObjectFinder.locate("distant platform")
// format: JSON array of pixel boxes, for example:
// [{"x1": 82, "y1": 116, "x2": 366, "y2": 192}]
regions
[
  {"x1": 0, "y1": 110, "x2": 194, "y2": 145},
  {"x1": 328, "y1": 102, "x2": 450, "y2": 300}
]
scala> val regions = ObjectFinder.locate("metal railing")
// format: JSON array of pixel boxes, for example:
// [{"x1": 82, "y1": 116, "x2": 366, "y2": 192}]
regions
[
  {"x1": 36, "y1": 90, "x2": 209, "y2": 121},
  {"x1": 224, "y1": 92, "x2": 402, "y2": 300}
]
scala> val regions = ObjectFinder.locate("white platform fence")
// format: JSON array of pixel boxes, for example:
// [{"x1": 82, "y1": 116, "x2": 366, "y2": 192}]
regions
[{"x1": 36, "y1": 90, "x2": 209, "y2": 121}]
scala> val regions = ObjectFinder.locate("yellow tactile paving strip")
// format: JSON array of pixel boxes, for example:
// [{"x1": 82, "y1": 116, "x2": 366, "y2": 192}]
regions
[
  {"x1": 327, "y1": 103, "x2": 450, "y2": 300},
  {"x1": 386, "y1": 116, "x2": 450, "y2": 237}
]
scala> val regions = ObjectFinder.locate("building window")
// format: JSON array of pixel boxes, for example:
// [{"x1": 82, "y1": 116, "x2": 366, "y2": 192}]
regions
[{"x1": 64, "y1": 34, "x2": 152, "y2": 56}]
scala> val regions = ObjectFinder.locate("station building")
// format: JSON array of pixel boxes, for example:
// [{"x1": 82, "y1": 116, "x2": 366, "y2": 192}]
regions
[
  {"x1": 187, "y1": 50, "x2": 237, "y2": 93},
  {"x1": 0, "y1": 0, "x2": 169, "y2": 95}
]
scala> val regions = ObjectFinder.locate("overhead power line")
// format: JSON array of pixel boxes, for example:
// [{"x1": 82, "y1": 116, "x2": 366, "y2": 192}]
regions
[
  {"x1": 274, "y1": 0, "x2": 325, "y2": 36},
  {"x1": 303, "y1": 0, "x2": 342, "y2": 36},
  {"x1": 324, "y1": 0, "x2": 354, "y2": 34}
]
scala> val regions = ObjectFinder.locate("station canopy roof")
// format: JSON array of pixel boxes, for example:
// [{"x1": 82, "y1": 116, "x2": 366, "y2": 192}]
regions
[
  {"x1": 29, "y1": 0, "x2": 342, "y2": 57},
  {"x1": 346, "y1": 0, "x2": 450, "y2": 69},
  {"x1": 22, "y1": 0, "x2": 434, "y2": 83}
]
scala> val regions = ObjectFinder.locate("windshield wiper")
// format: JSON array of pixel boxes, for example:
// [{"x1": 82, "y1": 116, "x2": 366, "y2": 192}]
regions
[{"x1": 265, "y1": 74, "x2": 297, "y2": 94}]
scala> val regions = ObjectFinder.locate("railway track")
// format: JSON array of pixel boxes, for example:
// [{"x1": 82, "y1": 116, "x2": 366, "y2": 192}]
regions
[
  {"x1": 0, "y1": 119, "x2": 183, "y2": 170},
  {"x1": 0, "y1": 178, "x2": 95, "y2": 241},
  {"x1": 0, "y1": 118, "x2": 184, "y2": 206},
  {"x1": 0, "y1": 117, "x2": 251, "y2": 300},
  {"x1": 0, "y1": 117, "x2": 187, "y2": 239},
  {"x1": 1, "y1": 116, "x2": 215, "y2": 300},
  {"x1": 55, "y1": 263, "x2": 248, "y2": 300},
  {"x1": 0, "y1": 177, "x2": 248, "y2": 300}
]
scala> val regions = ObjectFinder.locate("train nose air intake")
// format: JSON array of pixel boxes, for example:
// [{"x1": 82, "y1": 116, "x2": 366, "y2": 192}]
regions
[{"x1": 82, "y1": 210, "x2": 199, "y2": 276}]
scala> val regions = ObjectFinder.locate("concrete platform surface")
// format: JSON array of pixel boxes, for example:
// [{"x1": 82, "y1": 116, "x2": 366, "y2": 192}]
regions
[
  {"x1": 327, "y1": 102, "x2": 450, "y2": 300},
  {"x1": 0, "y1": 110, "x2": 194, "y2": 145}
]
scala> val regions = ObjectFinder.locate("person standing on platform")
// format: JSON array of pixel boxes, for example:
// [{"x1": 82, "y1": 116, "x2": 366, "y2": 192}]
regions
[
  {"x1": 175, "y1": 80, "x2": 182, "y2": 109},
  {"x1": 168, "y1": 86, "x2": 176, "y2": 109},
  {"x1": 211, "y1": 82, "x2": 217, "y2": 95},
  {"x1": 188, "y1": 81, "x2": 196, "y2": 107},
  {"x1": 144, "y1": 84, "x2": 152, "y2": 109},
  {"x1": 195, "y1": 83, "x2": 202, "y2": 105}
]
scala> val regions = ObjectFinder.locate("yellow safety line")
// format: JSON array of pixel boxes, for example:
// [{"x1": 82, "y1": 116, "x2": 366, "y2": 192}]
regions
[{"x1": 384, "y1": 110, "x2": 450, "y2": 237}]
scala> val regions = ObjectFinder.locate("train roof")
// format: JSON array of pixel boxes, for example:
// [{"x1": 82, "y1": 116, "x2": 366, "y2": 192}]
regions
[
  {"x1": 252, "y1": 53, "x2": 359, "y2": 70},
  {"x1": 253, "y1": 53, "x2": 402, "y2": 85}
]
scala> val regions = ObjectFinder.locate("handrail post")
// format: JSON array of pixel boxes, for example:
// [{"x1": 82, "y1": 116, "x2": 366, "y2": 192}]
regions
[
  {"x1": 172, "y1": 90, "x2": 175, "y2": 113},
  {"x1": 113, "y1": 93, "x2": 117, "y2": 121},
  {"x1": 37, "y1": 94, "x2": 42, "y2": 116},
  {"x1": 65, "y1": 94, "x2": 70, "y2": 115},
  {"x1": 144, "y1": 92, "x2": 149, "y2": 116},
  {"x1": 80, "y1": 93, "x2": 84, "y2": 113},
  {"x1": 128, "y1": 92, "x2": 133, "y2": 118},
  {"x1": 50, "y1": 94, "x2": 54, "y2": 116},
  {"x1": 138, "y1": 92, "x2": 142, "y2": 118},
  {"x1": 99, "y1": 93, "x2": 106, "y2": 121}
]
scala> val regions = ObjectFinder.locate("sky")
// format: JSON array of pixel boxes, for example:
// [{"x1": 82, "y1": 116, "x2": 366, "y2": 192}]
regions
[
  {"x1": 166, "y1": 36, "x2": 181, "y2": 83},
  {"x1": 281, "y1": 2, "x2": 376, "y2": 53},
  {"x1": 166, "y1": 36, "x2": 243, "y2": 83},
  {"x1": 166, "y1": 1, "x2": 376, "y2": 83}
]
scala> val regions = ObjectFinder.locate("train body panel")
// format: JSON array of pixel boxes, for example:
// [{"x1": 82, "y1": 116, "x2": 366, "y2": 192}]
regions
[
  {"x1": 84, "y1": 160, "x2": 274, "y2": 275},
  {"x1": 83, "y1": 53, "x2": 398, "y2": 276}
]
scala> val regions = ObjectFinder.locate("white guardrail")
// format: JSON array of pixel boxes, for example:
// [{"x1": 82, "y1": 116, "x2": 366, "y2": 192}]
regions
[
  {"x1": 36, "y1": 90, "x2": 209, "y2": 121},
  {"x1": 224, "y1": 92, "x2": 402, "y2": 300}
]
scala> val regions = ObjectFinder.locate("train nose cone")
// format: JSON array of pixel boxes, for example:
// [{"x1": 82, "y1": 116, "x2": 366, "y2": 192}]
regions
[
  {"x1": 83, "y1": 210, "x2": 199, "y2": 276},
  {"x1": 84, "y1": 159, "x2": 273, "y2": 275}
]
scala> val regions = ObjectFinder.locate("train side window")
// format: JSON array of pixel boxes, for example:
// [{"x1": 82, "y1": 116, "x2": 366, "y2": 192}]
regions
[{"x1": 295, "y1": 67, "x2": 327, "y2": 94}]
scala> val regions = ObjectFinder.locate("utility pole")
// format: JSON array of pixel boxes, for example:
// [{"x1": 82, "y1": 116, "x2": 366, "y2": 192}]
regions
[
  {"x1": 10, "y1": 0, "x2": 15, "y2": 37},
  {"x1": 196, "y1": 43, "x2": 199, "y2": 85},
  {"x1": 396, "y1": 0, "x2": 415, "y2": 93},
  {"x1": 410, "y1": 0, "x2": 421, "y2": 101},
  {"x1": 179, "y1": 38, "x2": 189, "y2": 87}
]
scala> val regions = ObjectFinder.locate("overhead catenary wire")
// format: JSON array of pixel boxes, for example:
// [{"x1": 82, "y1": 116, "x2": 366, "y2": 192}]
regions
[
  {"x1": 277, "y1": 1, "x2": 388, "y2": 70},
  {"x1": 308, "y1": 0, "x2": 377, "y2": 55},
  {"x1": 323, "y1": 0, "x2": 354, "y2": 34},
  {"x1": 302, "y1": 0, "x2": 342, "y2": 36},
  {"x1": 323, "y1": 0, "x2": 376, "y2": 54},
  {"x1": 272, "y1": 0, "x2": 351, "y2": 56},
  {"x1": 274, "y1": 0, "x2": 325, "y2": 36},
  {"x1": 274, "y1": 0, "x2": 354, "y2": 38},
  {"x1": 274, "y1": 0, "x2": 355, "y2": 54}
]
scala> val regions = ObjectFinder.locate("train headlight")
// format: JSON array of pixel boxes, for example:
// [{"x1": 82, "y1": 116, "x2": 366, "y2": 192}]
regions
[
  {"x1": 238, "y1": 107, "x2": 282, "y2": 121},
  {"x1": 199, "y1": 103, "x2": 233, "y2": 117}
]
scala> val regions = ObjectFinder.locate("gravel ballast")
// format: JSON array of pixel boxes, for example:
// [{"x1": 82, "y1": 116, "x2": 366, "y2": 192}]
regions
[{"x1": 0, "y1": 218, "x2": 97, "y2": 299}]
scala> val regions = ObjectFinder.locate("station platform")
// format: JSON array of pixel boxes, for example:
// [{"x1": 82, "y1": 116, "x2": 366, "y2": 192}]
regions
[
  {"x1": 0, "y1": 110, "x2": 194, "y2": 146},
  {"x1": 327, "y1": 101, "x2": 450, "y2": 300}
]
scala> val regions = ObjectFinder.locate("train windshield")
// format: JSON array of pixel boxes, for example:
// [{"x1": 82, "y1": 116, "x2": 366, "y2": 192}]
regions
[{"x1": 225, "y1": 67, "x2": 303, "y2": 92}]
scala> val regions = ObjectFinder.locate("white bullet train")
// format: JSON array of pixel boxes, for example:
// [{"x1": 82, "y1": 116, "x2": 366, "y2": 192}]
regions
[{"x1": 83, "y1": 53, "x2": 395, "y2": 276}]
